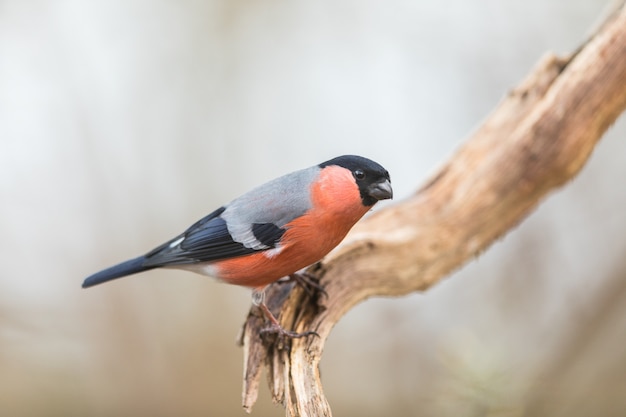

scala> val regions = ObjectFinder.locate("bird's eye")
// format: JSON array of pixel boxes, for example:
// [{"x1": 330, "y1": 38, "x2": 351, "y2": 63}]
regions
[{"x1": 353, "y1": 169, "x2": 366, "y2": 180}]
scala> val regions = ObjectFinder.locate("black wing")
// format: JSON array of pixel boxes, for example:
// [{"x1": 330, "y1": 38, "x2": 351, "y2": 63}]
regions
[
  {"x1": 142, "y1": 207, "x2": 285, "y2": 266},
  {"x1": 251, "y1": 222, "x2": 286, "y2": 248}
]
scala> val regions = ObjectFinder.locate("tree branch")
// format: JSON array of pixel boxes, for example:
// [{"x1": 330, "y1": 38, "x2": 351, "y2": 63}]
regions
[{"x1": 240, "y1": 3, "x2": 626, "y2": 415}]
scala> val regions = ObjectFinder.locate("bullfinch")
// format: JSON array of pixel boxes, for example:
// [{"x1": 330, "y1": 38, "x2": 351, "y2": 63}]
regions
[{"x1": 82, "y1": 155, "x2": 392, "y2": 337}]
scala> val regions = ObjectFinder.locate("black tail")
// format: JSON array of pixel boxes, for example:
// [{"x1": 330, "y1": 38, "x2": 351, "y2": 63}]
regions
[{"x1": 82, "y1": 256, "x2": 156, "y2": 288}]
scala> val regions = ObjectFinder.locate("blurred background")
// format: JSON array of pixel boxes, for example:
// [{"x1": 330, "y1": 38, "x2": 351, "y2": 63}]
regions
[{"x1": 1, "y1": 1, "x2": 625, "y2": 416}]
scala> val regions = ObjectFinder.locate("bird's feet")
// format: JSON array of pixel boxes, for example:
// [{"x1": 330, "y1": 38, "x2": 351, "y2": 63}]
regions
[
  {"x1": 252, "y1": 289, "x2": 319, "y2": 340},
  {"x1": 280, "y1": 271, "x2": 328, "y2": 298},
  {"x1": 259, "y1": 322, "x2": 319, "y2": 339}
]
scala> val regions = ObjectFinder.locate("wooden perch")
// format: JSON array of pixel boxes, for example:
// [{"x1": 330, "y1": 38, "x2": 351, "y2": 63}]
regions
[{"x1": 239, "y1": 3, "x2": 626, "y2": 416}]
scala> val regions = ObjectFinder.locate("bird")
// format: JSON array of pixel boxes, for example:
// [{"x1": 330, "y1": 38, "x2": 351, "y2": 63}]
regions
[{"x1": 82, "y1": 155, "x2": 392, "y2": 337}]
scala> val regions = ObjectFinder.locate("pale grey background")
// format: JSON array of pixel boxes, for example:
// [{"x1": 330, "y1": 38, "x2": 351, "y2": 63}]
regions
[{"x1": 1, "y1": 1, "x2": 625, "y2": 416}]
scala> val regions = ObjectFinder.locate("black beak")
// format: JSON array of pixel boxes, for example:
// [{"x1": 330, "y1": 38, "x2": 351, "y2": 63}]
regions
[{"x1": 368, "y1": 179, "x2": 393, "y2": 201}]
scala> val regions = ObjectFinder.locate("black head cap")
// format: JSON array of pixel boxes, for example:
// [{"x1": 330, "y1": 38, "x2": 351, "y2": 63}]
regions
[{"x1": 319, "y1": 155, "x2": 393, "y2": 206}]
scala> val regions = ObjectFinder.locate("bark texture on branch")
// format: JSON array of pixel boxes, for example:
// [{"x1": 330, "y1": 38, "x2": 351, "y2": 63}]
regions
[{"x1": 240, "y1": 3, "x2": 626, "y2": 416}]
